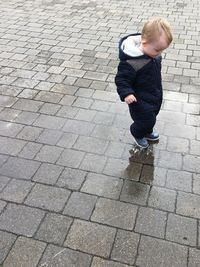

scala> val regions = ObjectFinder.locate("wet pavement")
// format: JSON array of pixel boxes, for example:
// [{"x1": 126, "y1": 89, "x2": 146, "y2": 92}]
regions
[{"x1": 0, "y1": 0, "x2": 200, "y2": 266}]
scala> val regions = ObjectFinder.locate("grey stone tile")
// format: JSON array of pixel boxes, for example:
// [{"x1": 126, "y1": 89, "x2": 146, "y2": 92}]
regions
[
  {"x1": 183, "y1": 154, "x2": 200, "y2": 173},
  {"x1": 33, "y1": 163, "x2": 64, "y2": 185},
  {"x1": 3, "y1": 236, "x2": 46, "y2": 267},
  {"x1": 158, "y1": 150, "x2": 182, "y2": 170},
  {"x1": 188, "y1": 248, "x2": 200, "y2": 267},
  {"x1": 0, "y1": 155, "x2": 8, "y2": 167},
  {"x1": 103, "y1": 158, "x2": 130, "y2": 178},
  {"x1": 39, "y1": 102, "x2": 61, "y2": 115},
  {"x1": 91, "y1": 124, "x2": 125, "y2": 141},
  {"x1": 120, "y1": 180, "x2": 150, "y2": 205},
  {"x1": 0, "y1": 108, "x2": 21, "y2": 122},
  {"x1": 136, "y1": 235, "x2": 188, "y2": 267},
  {"x1": 0, "y1": 157, "x2": 40, "y2": 179},
  {"x1": 64, "y1": 219, "x2": 116, "y2": 257},
  {"x1": 75, "y1": 108, "x2": 96, "y2": 121},
  {"x1": 105, "y1": 141, "x2": 125, "y2": 158},
  {"x1": 90, "y1": 100, "x2": 110, "y2": 111},
  {"x1": 0, "y1": 176, "x2": 10, "y2": 192},
  {"x1": 0, "y1": 95, "x2": 17, "y2": 107},
  {"x1": 73, "y1": 136, "x2": 109, "y2": 154},
  {"x1": 193, "y1": 173, "x2": 200, "y2": 195},
  {"x1": 56, "y1": 105, "x2": 79, "y2": 118},
  {"x1": 19, "y1": 142, "x2": 42, "y2": 159},
  {"x1": 35, "y1": 91, "x2": 63, "y2": 103},
  {"x1": 33, "y1": 114, "x2": 66, "y2": 129},
  {"x1": 0, "y1": 231, "x2": 17, "y2": 265},
  {"x1": 37, "y1": 129, "x2": 63, "y2": 145},
  {"x1": 93, "y1": 111, "x2": 115, "y2": 125},
  {"x1": 35, "y1": 213, "x2": 72, "y2": 245},
  {"x1": 91, "y1": 257, "x2": 130, "y2": 267},
  {"x1": 80, "y1": 153, "x2": 107, "y2": 173},
  {"x1": 166, "y1": 170, "x2": 192, "y2": 192},
  {"x1": 164, "y1": 123, "x2": 196, "y2": 139},
  {"x1": 13, "y1": 99, "x2": 43, "y2": 112},
  {"x1": 63, "y1": 192, "x2": 97, "y2": 220},
  {"x1": 59, "y1": 95, "x2": 76, "y2": 106},
  {"x1": 148, "y1": 186, "x2": 176, "y2": 212},
  {"x1": 111, "y1": 230, "x2": 140, "y2": 265},
  {"x1": 57, "y1": 132, "x2": 78, "y2": 148},
  {"x1": 0, "y1": 179, "x2": 34, "y2": 203},
  {"x1": 166, "y1": 213, "x2": 197, "y2": 246},
  {"x1": 167, "y1": 136, "x2": 189, "y2": 153},
  {"x1": 0, "y1": 120, "x2": 24, "y2": 137},
  {"x1": 63, "y1": 119, "x2": 95, "y2": 135},
  {"x1": 0, "y1": 200, "x2": 7, "y2": 213},
  {"x1": 135, "y1": 207, "x2": 167, "y2": 238},
  {"x1": 25, "y1": 184, "x2": 70, "y2": 212},
  {"x1": 14, "y1": 111, "x2": 39, "y2": 125},
  {"x1": 57, "y1": 167, "x2": 86, "y2": 190},
  {"x1": 72, "y1": 97, "x2": 93, "y2": 109},
  {"x1": 91, "y1": 198, "x2": 137, "y2": 230},
  {"x1": 0, "y1": 203, "x2": 45, "y2": 236},
  {"x1": 0, "y1": 136, "x2": 26, "y2": 156},
  {"x1": 177, "y1": 192, "x2": 200, "y2": 219},
  {"x1": 57, "y1": 148, "x2": 85, "y2": 168},
  {"x1": 38, "y1": 244, "x2": 92, "y2": 267},
  {"x1": 17, "y1": 125, "x2": 43, "y2": 141},
  {"x1": 35, "y1": 145, "x2": 63, "y2": 163},
  {"x1": 81, "y1": 172, "x2": 123, "y2": 199}
]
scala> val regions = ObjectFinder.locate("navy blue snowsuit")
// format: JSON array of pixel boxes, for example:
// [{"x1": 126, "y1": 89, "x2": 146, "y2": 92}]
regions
[{"x1": 115, "y1": 33, "x2": 163, "y2": 139}]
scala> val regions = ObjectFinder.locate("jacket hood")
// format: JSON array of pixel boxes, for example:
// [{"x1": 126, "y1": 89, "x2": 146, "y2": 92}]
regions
[{"x1": 119, "y1": 33, "x2": 149, "y2": 60}]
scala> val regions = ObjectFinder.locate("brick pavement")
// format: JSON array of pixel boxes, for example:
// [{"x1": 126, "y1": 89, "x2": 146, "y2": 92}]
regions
[{"x1": 0, "y1": 0, "x2": 200, "y2": 266}]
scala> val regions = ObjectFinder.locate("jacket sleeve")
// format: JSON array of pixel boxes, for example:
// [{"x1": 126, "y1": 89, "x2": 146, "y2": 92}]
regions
[{"x1": 115, "y1": 61, "x2": 136, "y2": 102}]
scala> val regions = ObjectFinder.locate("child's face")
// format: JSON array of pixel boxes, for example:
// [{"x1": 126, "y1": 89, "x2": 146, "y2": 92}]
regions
[{"x1": 140, "y1": 32, "x2": 169, "y2": 58}]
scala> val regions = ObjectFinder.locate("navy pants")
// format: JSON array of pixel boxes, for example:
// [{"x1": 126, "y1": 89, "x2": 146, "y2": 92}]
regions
[{"x1": 128, "y1": 104, "x2": 159, "y2": 139}]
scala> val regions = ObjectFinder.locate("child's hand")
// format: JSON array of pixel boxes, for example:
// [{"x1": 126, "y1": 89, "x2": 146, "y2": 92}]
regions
[{"x1": 124, "y1": 94, "x2": 137, "y2": 104}]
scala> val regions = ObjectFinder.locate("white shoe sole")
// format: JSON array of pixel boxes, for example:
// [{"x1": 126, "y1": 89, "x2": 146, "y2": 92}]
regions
[{"x1": 145, "y1": 137, "x2": 159, "y2": 141}]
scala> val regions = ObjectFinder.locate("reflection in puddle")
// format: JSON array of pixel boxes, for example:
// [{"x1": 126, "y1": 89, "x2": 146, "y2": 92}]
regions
[{"x1": 125, "y1": 142, "x2": 159, "y2": 185}]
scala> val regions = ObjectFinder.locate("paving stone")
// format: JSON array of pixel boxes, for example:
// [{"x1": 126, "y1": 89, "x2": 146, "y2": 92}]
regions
[
  {"x1": 14, "y1": 110, "x2": 39, "y2": 125},
  {"x1": 176, "y1": 192, "x2": 200, "y2": 219},
  {"x1": 35, "y1": 91, "x2": 63, "y2": 103},
  {"x1": 188, "y1": 248, "x2": 200, "y2": 267},
  {"x1": 0, "y1": 179, "x2": 34, "y2": 203},
  {"x1": 183, "y1": 154, "x2": 200, "y2": 173},
  {"x1": 56, "y1": 167, "x2": 86, "y2": 190},
  {"x1": 91, "y1": 124, "x2": 125, "y2": 141},
  {"x1": 64, "y1": 219, "x2": 116, "y2": 257},
  {"x1": 104, "y1": 141, "x2": 125, "y2": 158},
  {"x1": 63, "y1": 192, "x2": 97, "y2": 220},
  {"x1": 0, "y1": 95, "x2": 17, "y2": 107},
  {"x1": 72, "y1": 96, "x2": 93, "y2": 109},
  {"x1": 33, "y1": 114, "x2": 66, "y2": 129},
  {"x1": 93, "y1": 111, "x2": 115, "y2": 125},
  {"x1": 167, "y1": 136, "x2": 189, "y2": 153},
  {"x1": 73, "y1": 135, "x2": 109, "y2": 155},
  {"x1": 37, "y1": 129, "x2": 63, "y2": 145},
  {"x1": 57, "y1": 148, "x2": 85, "y2": 168},
  {"x1": 0, "y1": 136, "x2": 26, "y2": 156},
  {"x1": 25, "y1": 184, "x2": 70, "y2": 212},
  {"x1": 0, "y1": 200, "x2": 6, "y2": 213},
  {"x1": 148, "y1": 186, "x2": 176, "y2": 212},
  {"x1": 166, "y1": 213, "x2": 197, "y2": 246},
  {"x1": 19, "y1": 141, "x2": 42, "y2": 159},
  {"x1": 0, "y1": 176, "x2": 10, "y2": 192},
  {"x1": 158, "y1": 150, "x2": 182, "y2": 170},
  {"x1": 33, "y1": 163, "x2": 63, "y2": 185},
  {"x1": 56, "y1": 105, "x2": 79, "y2": 118},
  {"x1": 35, "y1": 145, "x2": 63, "y2": 163},
  {"x1": 0, "y1": 231, "x2": 17, "y2": 265},
  {"x1": 120, "y1": 180, "x2": 150, "y2": 205},
  {"x1": 166, "y1": 170, "x2": 192, "y2": 192},
  {"x1": 0, "y1": 203, "x2": 45, "y2": 236},
  {"x1": 57, "y1": 132, "x2": 78, "y2": 148},
  {"x1": 80, "y1": 153, "x2": 107, "y2": 173},
  {"x1": 75, "y1": 108, "x2": 96, "y2": 121},
  {"x1": 136, "y1": 235, "x2": 188, "y2": 267},
  {"x1": 111, "y1": 230, "x2": 140, "y2": 265},
  {"x1": 35, "y1": 213, "x2": 72, "y2": 245},
  {"x1": 135, "y1": 207, "x2": 167, "y2": 238},
  {"x1": 0, "y1": 157, "x2": 40, "y2": 179},
  {"x1": 0, "y1": 108, "x2": 21, "y2": 122},
  {"x1": 193, "y1": 173, "x2": 200, "y2": 195},
  {"x1": 39, "y1": 102, "x2": 61, "y2": 115},
  {"x1": 91, "y1": 257, "x2": 130, "y2": 267},
  {"x1": 63, "y1": 119, "x2": 95, "y2": 135},
  {"x1": 17, "y1": 125, "x2": 43, "y2": 141},
  {"x1": 81, "y1": 172, "x2": 123, "y2": 199},
  {"x1": 91, "y1": 198, "x2": 137, "y2": 230},
  {"x1": 164, "y1": 123, "x2": 196, "y2": 139},
  {"x1": 13, "y1": 99, "x2": 43, "y2": 112},
  {"x1": 35, "y1": 81, "x2": 54, "y2": 91},
  {"x1": 38, "y1": 244, "x2": 92, "y2": 267},
  {"x1": 3, "y1": 236, "x2": 46, "y2": 267},
  {"x1": 0, "y1": 120, "x2": 24, "y2": 137}
]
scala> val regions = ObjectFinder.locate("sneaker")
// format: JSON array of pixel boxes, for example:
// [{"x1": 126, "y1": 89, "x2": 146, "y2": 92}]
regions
[
  {"x1": 145, "y1": 132, "x2": 159, "y2": 141},
  {"x1": 134, "y1": 137, "x2": 149, "y2": 148}
]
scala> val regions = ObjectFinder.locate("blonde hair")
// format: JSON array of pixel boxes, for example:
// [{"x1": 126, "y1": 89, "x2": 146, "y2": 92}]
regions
[{"x1": 141, "y1": 17, "x2": 173, "y2": 45}]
